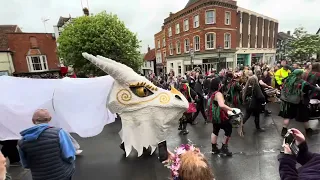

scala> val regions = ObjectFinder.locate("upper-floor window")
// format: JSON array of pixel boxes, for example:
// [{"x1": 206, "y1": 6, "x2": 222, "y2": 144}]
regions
[
  {"x1": 184, "y1": 19, "x2": 189, "y2": 31},
  {"x1": 156, "y1": 50, "x2": 162, "y2": 64},
  {"x1": 224, "y1": 33, "x2": 231, "y2": 49},
  {"x1": 169, "y1": 43, "x2": 173, "y2": 55},
  {"x1": 176, "y1": 23, "x2": 180, "y2": 34},
  {"x1": 157, "y1": 40, "x2": 160, "y2": 49},
  {"x1": 205, "y1": 33, "x2": 216, "y2": 49},
  {"x1": 27, "y1": 55, "x2": 48, "y2": 72},
  {"x1": 225, "y1": 12, "x2": 231, "y2": 25},
  {"x1": 176, "y1": 40, "x2": 181, "y2": 54},
  {"x1": 184, "y1": 39, "x2": 190, "y2": 53},
  {"x1": 205, "y1": 10, "x2": 216, "y2": 24},
  {"x1": 193, "y1": 15, "x2": 199, "y2": 28},
  {"x1": 168, "y1": 27, "x2": 172, "y2": 37},
  {"x1": 162, "y1": 37, "x2": 166, "y2": 47},
  {"x1": 193, "y1": 36, "x2": 200, "y2": 51}
]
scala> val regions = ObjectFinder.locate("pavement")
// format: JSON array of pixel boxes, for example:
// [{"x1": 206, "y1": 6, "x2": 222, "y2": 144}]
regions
[{"x1": 7, "y1": 103, "x2": 320, "y2": 180}]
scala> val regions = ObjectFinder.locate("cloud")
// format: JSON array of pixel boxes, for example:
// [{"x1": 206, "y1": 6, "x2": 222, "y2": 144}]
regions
[{"x1": 0, "y1": 0, "x2": 319, "y2": 53}]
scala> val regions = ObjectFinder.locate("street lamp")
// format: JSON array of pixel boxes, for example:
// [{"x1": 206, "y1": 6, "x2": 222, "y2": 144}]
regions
[
  {"x1": 217, "y1": 46, "x2": 223, "y2": 70},
  {"x1": 190, "y1": 43, "x2": 194, "y2": 71}
]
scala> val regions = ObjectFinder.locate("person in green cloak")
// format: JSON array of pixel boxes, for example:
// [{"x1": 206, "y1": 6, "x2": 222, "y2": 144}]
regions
[{"x1": 279, "y1": 69, "x2": 320, "y2": 137}]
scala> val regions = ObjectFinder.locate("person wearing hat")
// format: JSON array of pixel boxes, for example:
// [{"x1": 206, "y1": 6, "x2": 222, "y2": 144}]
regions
[{"x1": 18, "y1": 109, "x2": 76, "y2": 180}]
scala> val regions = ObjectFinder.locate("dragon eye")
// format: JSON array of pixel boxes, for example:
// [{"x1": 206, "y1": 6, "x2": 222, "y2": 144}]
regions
[{"x1": 130, "y1": 86, "x2": 154, "y2": 97}]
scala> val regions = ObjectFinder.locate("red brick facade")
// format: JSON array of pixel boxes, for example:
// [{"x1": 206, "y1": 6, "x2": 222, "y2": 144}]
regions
[
  {"x1": 7, "y1": 33, "x2": 60, "y2": 73},
  {"x1": 154, "y1": 0, "x2": 238, "y2": 58}
]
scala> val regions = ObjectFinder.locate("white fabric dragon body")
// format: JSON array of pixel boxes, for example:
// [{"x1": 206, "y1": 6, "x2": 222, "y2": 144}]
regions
[{"x1": 0, "y1": 53, "x2": 188, "y2": 157}]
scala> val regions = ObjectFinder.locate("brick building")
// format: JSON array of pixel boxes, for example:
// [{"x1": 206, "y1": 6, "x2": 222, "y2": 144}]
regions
[
  {"x1": 154, "y1": 29, "x2": 167, "y2": 74},
  {"x1": 7, "y1": 33, "x2": 60, "y2": 75},
  {"x1": 0, "y1": 25, "x2": 22, "y2": 75},
  {"x1": 154, "y1": 0, "x2": 278, "y2": 75}
]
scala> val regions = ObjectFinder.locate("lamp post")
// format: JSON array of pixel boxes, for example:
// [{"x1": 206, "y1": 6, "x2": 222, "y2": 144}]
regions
[
  {"x1": 190, "y1": 43, "x2": 194, "y2": 71},
  {"x1": 217, "y1": 46, "x2": 222, "y2": 70}
]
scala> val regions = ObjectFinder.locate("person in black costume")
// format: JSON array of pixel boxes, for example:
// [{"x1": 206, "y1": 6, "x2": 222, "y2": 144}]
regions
[
  {"x1": 0, "y1": 140, "x2": 20, "y2": 166},
  {"x1": 192, "y1": 75, "x2": 208, "y2": 124},
  {"x1": 239, "y1": 76, "x2": 266, "y2": 136}
]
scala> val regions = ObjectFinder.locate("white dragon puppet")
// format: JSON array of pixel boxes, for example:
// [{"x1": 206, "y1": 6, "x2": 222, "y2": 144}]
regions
[{"x1": 0, "y1": 53, "x2": 188, "y2": 157}]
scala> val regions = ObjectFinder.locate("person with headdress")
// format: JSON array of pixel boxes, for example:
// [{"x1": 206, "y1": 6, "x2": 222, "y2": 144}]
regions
[{"x1": 279, "y1": 69, "x2": 320, "y2": 137}]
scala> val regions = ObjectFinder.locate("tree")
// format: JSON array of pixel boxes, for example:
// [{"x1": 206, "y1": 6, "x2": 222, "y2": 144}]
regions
[
  {"x1": 287, "y1": 27, "x2": 320, "y2": 61},
  {"x1": 58, "y1": 11, "x2": 142, "y2": 76}
]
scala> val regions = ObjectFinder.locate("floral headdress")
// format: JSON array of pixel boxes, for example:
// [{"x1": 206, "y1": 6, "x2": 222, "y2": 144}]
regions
[{"x1": 164, "y1": 144, "x2": 200, "y2": 180}]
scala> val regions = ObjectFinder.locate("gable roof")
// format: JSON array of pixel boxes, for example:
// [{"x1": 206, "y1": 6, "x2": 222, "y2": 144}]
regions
[
  {"x1": 143, "y1": 48, "x2": 156, "y2": 61},
  {"x1": 278, "y1": 32, "x2": 294, "y2": 40},
  {"x1": 57, "y1": 16, "x2": 73, "y2": 27},
  {"x1": 0, "y1": 25, "x2": 21, "y2": 51}
]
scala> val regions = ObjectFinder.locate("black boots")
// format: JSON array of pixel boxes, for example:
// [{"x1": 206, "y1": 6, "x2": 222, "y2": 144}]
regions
[
  {"x1": 211, "y1": 144, "x2": 220, "y2": 154},
  {"x1": 220, "y1": 144, "x2": 232, "y2": 156},
  {"x1": 211, "y1": 144, "x2": 232, "y2": 156},
  {"x1": 254, "y1": 118, "x2": 265, "y2": 132}
]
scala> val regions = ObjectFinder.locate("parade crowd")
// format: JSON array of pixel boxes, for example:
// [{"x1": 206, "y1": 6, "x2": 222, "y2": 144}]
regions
[{"x1": 1, "y1": 60, "x2": 320, "y2": 180}]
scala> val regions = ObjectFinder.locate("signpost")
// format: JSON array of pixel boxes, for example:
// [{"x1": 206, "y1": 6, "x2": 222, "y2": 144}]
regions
[{"x1": 190, "y1": 48, "x2": 194, "y2": 70}]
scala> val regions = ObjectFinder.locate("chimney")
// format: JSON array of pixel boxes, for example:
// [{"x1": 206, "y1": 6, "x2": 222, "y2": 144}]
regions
[
  {"x1": 83, "y1": 8, "x2": 89, "y2": 16},
  {"x1": 147, "y1": 46, "x2": 150, "y2": 52},
  {"x1": 169, "y1": 12, "x2": 173, "y2": 16},
  {"x1": 287, "y1": 31, "x2": 291, "y2": 35}
]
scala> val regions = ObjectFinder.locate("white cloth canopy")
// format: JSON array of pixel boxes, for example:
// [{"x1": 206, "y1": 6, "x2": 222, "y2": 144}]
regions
[{"x1": 0, "y1": 76, "x2": 116, "y2": 140}]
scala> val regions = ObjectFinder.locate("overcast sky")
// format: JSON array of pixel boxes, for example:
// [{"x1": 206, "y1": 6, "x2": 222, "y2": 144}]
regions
[{"x1": 1, "y1": 0, "x2": 319, "y2": 53}]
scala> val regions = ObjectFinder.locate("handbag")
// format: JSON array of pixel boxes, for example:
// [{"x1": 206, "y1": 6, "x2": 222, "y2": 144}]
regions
[
  {"x1": 186, "y1": 85, "x2": 197, "y2": 113},
  {"x1": 187, "y1": 102, "x2": 197, "y2": 113}
]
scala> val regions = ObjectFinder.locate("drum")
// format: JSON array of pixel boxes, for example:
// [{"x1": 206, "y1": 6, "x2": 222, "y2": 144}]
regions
[{"x1": 309, "y1": 99, "x2": 320, "y2": 119}]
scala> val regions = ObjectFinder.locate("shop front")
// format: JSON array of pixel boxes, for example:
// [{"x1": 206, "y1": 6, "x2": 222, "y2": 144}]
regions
[
  {"x1": 251, "y1": 53, "x2": 264, "y2": 64},
  {"x1": 237, "y1": 54, "x2": 250, "y2": 66}
]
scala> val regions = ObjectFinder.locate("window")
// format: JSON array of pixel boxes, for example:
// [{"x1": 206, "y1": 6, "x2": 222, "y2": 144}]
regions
[
  {"x1": 157, "y1": 40, "x2": 160, "y2": 49},
  {"x1": 176, "y1": 23, "x2": 180, "y2": 34},
  {"x1": 27, "y1": 55, "x2": 48, "y2": 72},
  {"x1": 156, "y1": 50, "x2": 162, "y2": 64},
  {"x1": 205, "y1": 33, "x2": 216, "y2": 49},
  {"x1": 169, "y1": 43, "x2": 173, "y2": 55},
  {"x1": 162, "y1": 37, "x2": 166, "y2": 47},
  {"x1": 224, "y1": 33, "x2": 231, "y2": 49},
  {"x1": 248, "y1": 34, "x2": 251, "y2": 48},
  {"x1": 184, "y1": 19, "x2": 189, "y2": 31},
  {"x1": 170, "y1": 63, "x2": 173, "y2": 69},
  {"x1": 194, "y1": 36, "x2": 200, "y2": 51},
  {"x1": 168, "y1": 27, "x2": 172, "y2": 37},
  {"x1": 225, "y1": 12, "x2": 231, "y2": 25},
  {"x1": 193, "y1": 15, "x2": 199, "y2": 28},
  {"x1": 178, "y1": 62, "x2": 182, "y2": 75},
  {"x1": 184, "y1": 39, "x2": 190, "y2": 53},
  {"x1": 176, "y1": 40, "x2": 181, "y2": 54},
  {"x1": 205, "y1": 10, "x2": 215, "y2": 24}
]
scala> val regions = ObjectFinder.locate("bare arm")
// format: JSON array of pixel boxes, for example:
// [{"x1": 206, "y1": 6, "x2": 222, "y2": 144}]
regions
[
  {"x1": 259, "y1": 80, "x2": 272, "y2": 89},
  {"x1": 215, "y1": 92, "x2": 233, "y2": 112}
]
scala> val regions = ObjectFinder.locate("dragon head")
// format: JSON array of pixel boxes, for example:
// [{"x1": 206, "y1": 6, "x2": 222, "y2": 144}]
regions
[{"x1": 82, "y1": 53, "x2": 188, "y2": 156}]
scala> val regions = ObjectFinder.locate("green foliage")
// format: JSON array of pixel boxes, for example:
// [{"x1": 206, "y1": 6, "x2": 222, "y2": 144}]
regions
[
  {"x1": 287, "y1": 27, "x2": 320, "y2": 61},
  {"x1": 58, "y1": 11, "x2": 142, "y2": 76}
]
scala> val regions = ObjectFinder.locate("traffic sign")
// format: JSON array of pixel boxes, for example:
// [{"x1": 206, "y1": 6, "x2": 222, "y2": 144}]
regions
[{"x1": 190, "y1": 48, "x2": 195, "y2": 58}]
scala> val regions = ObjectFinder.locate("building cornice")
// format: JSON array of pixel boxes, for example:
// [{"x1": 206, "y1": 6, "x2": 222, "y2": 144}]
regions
[
  {"x1": 164, "y1": 0, "x2": 237, "y2": 25},
  {"x1": 237, "y1": 7, "x2": 278, "y2": 23}
]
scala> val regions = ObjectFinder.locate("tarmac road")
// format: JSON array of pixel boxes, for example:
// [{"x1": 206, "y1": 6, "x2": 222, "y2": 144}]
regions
[{"x1": 7, "y1": 103, "x2": 320, "y2": 180}]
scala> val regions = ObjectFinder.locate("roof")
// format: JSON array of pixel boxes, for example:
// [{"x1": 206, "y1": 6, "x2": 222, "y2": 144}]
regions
[
  {"x1": 278, "y1": 32, "x2": 294, "y2": 40},
  {"x1": 0, "y1": 25, "x2": 21, "y2": 50},
  {"x1": 185, "y1": 0, "x2": 200, "y2": 8},
  {"x1": 57, "y1": 16, "x2": 73, "y2": 27},
  {"x1": 143, "y1": 48, "x2": 156, "y2": 61}
]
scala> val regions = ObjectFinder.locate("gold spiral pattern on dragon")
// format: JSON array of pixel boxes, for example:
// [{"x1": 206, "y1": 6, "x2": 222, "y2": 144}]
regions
[
  {"x1": 159, "y1": 93, "x2": 170, "y2": 104},
  {"x1": 117, "y1": 89, "x2": 132, "y2": 102}
]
